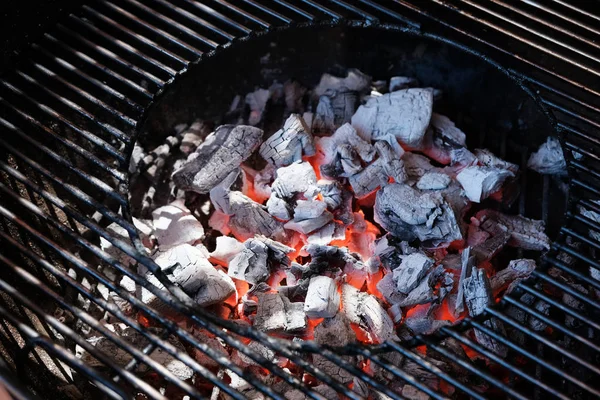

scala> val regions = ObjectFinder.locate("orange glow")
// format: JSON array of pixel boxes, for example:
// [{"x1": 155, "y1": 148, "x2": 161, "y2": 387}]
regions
[
  {"x1": 350, "y1": 323, "x2": 372, "y2": 343},
  {"x1": 303, "y1": 153, "x2": 323, "y2": 180},
  {"x1": 366, "y1": 270, "x2": 385, "y2": 299},
  {"x1": 138, "y1": 313, "x2": 152, "y2": 328}
]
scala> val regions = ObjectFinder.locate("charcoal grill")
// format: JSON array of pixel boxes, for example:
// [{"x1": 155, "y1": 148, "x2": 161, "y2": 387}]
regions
[{"x1": 0, "y1": 1, "x2": 599, "y2": 399}]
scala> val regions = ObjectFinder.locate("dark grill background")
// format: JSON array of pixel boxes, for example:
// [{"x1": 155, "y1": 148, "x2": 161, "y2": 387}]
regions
[{"x1": 0, "y1": 1, "x2": 598, "y2": 399}]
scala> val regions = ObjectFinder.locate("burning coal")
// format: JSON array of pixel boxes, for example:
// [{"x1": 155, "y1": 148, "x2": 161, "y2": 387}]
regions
[{"x1": 92, "y1": 68, "x2": 556, "y2": 397}]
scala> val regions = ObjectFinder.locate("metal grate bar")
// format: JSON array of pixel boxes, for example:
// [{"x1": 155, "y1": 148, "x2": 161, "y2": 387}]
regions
[
  {"x1": 298, "y1": 0, "x2": 342, "y2": 19},
  {"x1": 210, "y1": 0, "x2": 271, "y2": 28},
  {"x1": 179, "y1": 0, "x2": 253, "y2": 34},
  {"x1": 273, "y1": 0, "x2": 315, "y2": 21},
  {"x1": 233, "y1": 0, "x2": 293, "y2": 24}
]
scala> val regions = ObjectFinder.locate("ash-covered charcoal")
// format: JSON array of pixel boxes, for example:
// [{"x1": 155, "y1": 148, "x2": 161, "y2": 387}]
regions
[
  {"x1": 563, "y1": 283, "x2": 588, "y2": 328},
  {"x1": 454, "y1": 247, "x2": 475, "y2": 316},
  {"x1": 490, "y1": 259, "x2": 536, "y2": 295},
  {"x1": 471, "y1": 232, "x2": 511, "y2": 263},
  {"x1": 463, "y1": 267, "x2": 508, "y2": 357},
  {"x1": 403, "y1": 152, "x2": 438, "y2": 183},
  {"x1": 318, "y1": 180, "x2": 343, "y2": 209},
  {"x1": 284, "y1": 209, "x2": 334, "y2": 235},
  {"x1": 396, "y1": 266, "x2": 445, "y2": 307},
  {"x1": 312, "y1": 313, "x2": 357, "y2": 384},
  {"x1": 319, "y1": 123, "x2": 376, "y2": 164},
  {"x1": 246, "y1": 88, "x2": 271, "y2": 125},
  {"x1": 456, "y1": 166, "x2": 514, "y2": 203},
  {"x1": 209, "y1": 168, "x2": 240, "y2": 215},
  {"x1": 375, "y1": 140, "x2": 408, "y2": 183},
  {"x1": 271, "y1": 161, "x2": 318, "y2": 199},
  {"x1": 420, "y1": 113, "x2": 467, "y2": 164},
  {"x1": 402, "y1": 385, "x2": 431, "y2": 400},
  {"x1": 474, "y1": 149, "x2": 519, "y2": 174},
  {"x1": 228, "y1": 191, "x2": 287, "y2": 242},
  {"x1": 304, "y1": 276, "x2": 340, "y2": 318},
  {"x1": 151, "y1": 200, "x2": 204, "y2": 250},
  {"x1": 304, "y1": 244, "x2": 364, "y2": 271},
  {"x1": 314, "y1": 69, "x2": 371, "y2": 97},
  {"x1": 172, "y1": 125, "x2": 262, "y2": 194},
  {"x1": 389, "y1": 76, "x2": 419, "y2": 92},
  {"x1": 153, "y1": 244, "x2": 236, "y2": 306},
  {"x1": 417, "y1": 172, "x2": 451, "y2": 190},
  {"x1": 77, "y1": 327, "x2": 194, "y2": 380},
  {"x1": 260, "y1": 114, "x2": 315, "y2": 167},
  {"x1": 99, "y1": 219, "x2": 153, "y2": 270},
  {"x1": 341, "y1": 284, "x2": 398, "y2": 343},
  {"x1": 228, "y1": 239, "x2": 270, "y2": 284},
  {"x1": 402, "y1": 317, "x2": 451, "y2": 337},
  {"x1": 209, "y1": 236, "x2": 244, "y2": 266},
  {"x1": 392, "y1": 253, "x2": 434, "y2": 294},
  {"x1": 377, "y1": 273, "x2": 407, "y2": 305},
  {"x1": 528, "y1": 299, "x2": 550, "y2": 331},
  {"x1": 349, "y1": 158, "x2": 390, "y2": 198},
  {"x1": 475, "y1": 209, "x2": 550, "y2": 251},
  {"x1": 313, "y1": 89, "x2": 359, "y2": 134},
  {"x1": 253, "y1": 292, "x2": 307, "y2": 333},
  {"x1": 375, "y1": 183, "x2": 462, "y2": 244},
  {"x1": 351, "y1": 88, "x2": 433, "y2": 146},
  {"x1": 578, "y1": 201, "x2": 600, "y2": 242},
  {"x1": 527, "y1": 136, "x2": 567, "y2": 175},
  {"x1": 266, "y1": 193, "x2": 292, "y2": 221}
]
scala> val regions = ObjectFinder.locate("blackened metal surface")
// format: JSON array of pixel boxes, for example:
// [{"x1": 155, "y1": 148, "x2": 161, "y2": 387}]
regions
[{"x1": 0, "y1": 1, "x2": 598, "y2": 399}]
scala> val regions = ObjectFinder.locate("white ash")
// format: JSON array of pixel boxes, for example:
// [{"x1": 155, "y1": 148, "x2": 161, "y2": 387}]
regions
[
  {"x1": 351, "y1": 88, "x2": 433, "y2": 146},
  {"x1": 312, "y1": 89, "x2": 359, "y2": 134},
  {"x1": 376, "y1": 133, "x2": 405, "y2": 158},
  {"x1": 271, "y1": 161, "x2": 317, "y2": 199},
  {"x1": 319, "y1": 123, "x2": 376, "y2": 164},
  {"x1": 266, "y1": 193, "x2": 292, "y2": 220},
  {"x1": 389, "y1": 76, "x2": 418, "y2": 92},
  {"x1": 430, "y1": 113, "x2": 466, "y2": 147},
  {"x1": 318, "y1": 180, "x2": 343, "y2": 209},
  {"x1": 417, "y1": 172, "x2": 451, "y2": 190},
  {"x1": 474, "y1": 148, "x2": 519, "y2": 174},
  {"x1": 209, "y1": 168, "x2": 240, "y2": 214},
  {"x1": 376, "y1": 273, "x2": 407, "y2": 305},
  {"x1": 402, "y1": 317, "x2": 451, "y2": 337},
  {"x1": 374, "y1": 140, "x2": 408, "y2": 183},
  {"x1": 253, "y1": 292, "x2": 307, "y2": 333},
  {"x1": 403, "y1": 152, "x2": 438, "y2": 182},
  {"x1": 304, "y1": 275, "x2": 340, "y2": 318},
  {"x1": 454, "y1": 247, "x2": 474, "y2": 317},
  {"x1": 151, "y1": 200, "x2": 204, "y2": 250},
  {"x1": 172, "y1": 124, "x2": 262, "y2": 193},
  {"x1": 396, "y1": 267, "x2": 443, "y2": 308},
  {"x1": 456, "y1": 166, "x2": 514, "y2": 203},
  {"x1": 341, "y1": 284, "x2": 397, "y2": 343},
  {"x1": 227, "y1": 191, "x2": 287, "y2": 242},
  {"x1": 463, "y1": 267, "x2": 492, "y2": 317},
  {"x1": 471, "y1": 232, "x2": 511, "y2": 263},
  {"x1": 209, "y1": 236, "x2": 244, "y2": 265},
  {"x1": 259, "y1": 114, "x2": 315, "y2": 168},
  {"x1": 293, "y1": 199, "x2": 327, "y2": 220},
  {"x1": 527, "y1": 136, "x2": 566, "y2": 175},
  {"x1": 153, "y1": 244, "x2": 235, "y2": 306},
  {"x1": 100, "y1": 218, "x2": 153, "y2": 269},
  {"x1": 490, "y1": 259, "x2": 536, "y2": 295},
  {"x1": 284, "y1": 210, "x2": 333, "y2": 235},
  {"x1": 388, "y1": 303, "x2": 403, "y2": 324},
  {"x1": 228, "y1": 238, "x2": 270, "y2": 284},
  {"x1": 475, "y1": 209, "x2": 550, "y2": 251},
  {"x1": 312, "y1": 313, "x2": 357, "y2": 384},
  {"x1": 246, "y1": 88, "x2": 271, "y2": 125},
  {"x1": 349, "y1": 158, "x2": 390, "y2": 198},
  {"x1": 253, "y1": 164, "x2": 276, "y2": 201},
  {"x1": 374, "y1": 183, "x2": 462, "y2": 244},
  {"x1": 392, "y1": 253, "x2": 434, "y2": 294},
  {"x1": 314, "y1": 69, "x2": 371, "y2": 97}
]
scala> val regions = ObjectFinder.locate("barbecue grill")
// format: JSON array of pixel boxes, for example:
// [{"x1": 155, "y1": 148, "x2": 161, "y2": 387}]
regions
[{"x1": 0, "y1": 1, "x2": 598, "y2": 399}]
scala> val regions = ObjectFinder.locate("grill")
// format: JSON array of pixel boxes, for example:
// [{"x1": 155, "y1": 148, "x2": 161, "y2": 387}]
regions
[{"x1": 0, "y1": 1, "x2": 598, "y2": 399}]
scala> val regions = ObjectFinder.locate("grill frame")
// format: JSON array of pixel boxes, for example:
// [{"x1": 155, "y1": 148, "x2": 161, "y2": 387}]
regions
[{"x1": 0, "y1": 1, "x2": 598, "y2": 399}]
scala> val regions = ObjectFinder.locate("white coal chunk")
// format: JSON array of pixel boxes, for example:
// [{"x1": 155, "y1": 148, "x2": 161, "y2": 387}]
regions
[
  {"x1": 313, "y1": 90, "x2": 359, "y2": 134},
  {"x1": 209, "y1": 168, "x2": 240, "y2": 214},
  {"x1": 430, "y1": 113, "x2": 466, "y2": 147},
  {"x1": 314, "y1": 69, "x2": 371, "y2": 97},
  {"x1": 260, "y1": 114, "x2": 315, "y2": 167},
  {"x1": 281, "y1": 296, "x2": 307, "y2": 332},
  {"x1": 266, "y1": 193, "x2": 292, "y2": 221},
  {"x1": 341, "y1": 284, "x2": 397, "y2": 343},
  {"x1": 304, "y1": 276, "x2": 340, "y2": 318},
  {"x1": 271, "y1": 161, "x2": 317, "y2": 199},
  {"x1": 246, "y1": 88, "x2": 270, "y2": 125},
  {"x1": 416, "y1": 172, "x2": 451, "y2": 190},
  {"x1": 396, "y1": 266, "x2": 443, "y2": 307},
  {"x1": 393, "y1": 253, "x2": 434, "y2": 294},
  {"x1": 154, "y1": 244, "x2": 236, "y2": 306},
  {"x1": 351, "y1": 88, "x2": 433, "y2": 146},
  {"x1": 284, "y1": 210, "x2": 333, "y2": 235},
  {"x1": 527, "y1": 137, "x2": 566, "y2": 175},
  {"x1": 403, "y1": 152, "x2": 438, "y2": 182},
  {"x1": 228, "y1": 191, "x2": 287, "y2": 242},
  {"x1": 490, "y1": 259, "x2": 536, "y2": 295},
  {"x1": 349, "y1": 158, "x2": 389, "y2": 198},
  {"x1": 324, "y1": 123, "x2": 376, "y2": 163},
  {"x1": 313, "y1": 313, "x2": 357, "y2": 384},
  {"x1": 293, "y1": 199, "x2": 327, "y2": 220},
  {"x1": 578, "y1": 201, "x2": 600, "y2": 242},
  {"x1": 475, "y1": 209, "x2": 550, "y2": 251},
  {"x1": 463, "y1": 267, "x2": 492, "y2": 317},
  {"x1": 454, "y1": 247, "x2": 475, "y2": 316},
  {"x1": 377, "y1": 273, "x2": 407, "y2": 305},
  {"x1": 253, "y1": 164, "x2": 275, "y2": 201},
  {"x1": 376, "y1": 133, "x2": 405, "y2": 158},
  {"x1": 374, "y1": 140, "x2": 408, "y2": 183},
  {"x1": 172, "y1": 125, "x2": 262, "y2": 194},
  {"x1": 100, "y1": 219, "x2": 153, "y2": 268},
  {"x1": 474, "y1": 149, "x2": 519, "y2": 174},
  {"x1": 403, "y1": 318, "x2": 451, "y2": 336},
  {"x1": 179, "y1": 121, "x2": 209, "y2": 155},
  {"x1": 456, "y1": 166, "x2": 514, "y2": 203},
  {"x1": 209, "y1": 236, "x2": 244, "y2": 265},
  {"x1": 318, "y1": 180, "x2": 343, "y2": 209},
  {"x1": 389, "y1": 76, "x2": 418, "y2": 92},
  {"x1": 253, "y1": 292, "x2": 287, "y2": 332},
  {"x1": 228, "y1": 239, "x2": 269, "y2": 284},
  {"x1": 152, "y1": 200, "x2": 204, "y2": 250}
]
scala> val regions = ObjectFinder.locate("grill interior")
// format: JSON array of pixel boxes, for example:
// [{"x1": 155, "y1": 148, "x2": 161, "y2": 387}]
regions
[{"x1": 0, "y1": 1, "x2": 598, "y2": 399}]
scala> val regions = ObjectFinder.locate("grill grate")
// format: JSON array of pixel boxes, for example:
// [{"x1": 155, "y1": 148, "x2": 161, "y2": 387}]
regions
[{"x1": 0, "y1": 1, "x2": 598, "y2": 399}]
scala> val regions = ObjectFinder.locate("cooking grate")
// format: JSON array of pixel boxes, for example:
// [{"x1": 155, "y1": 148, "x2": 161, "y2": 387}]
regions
[{"x1": 0, "y1": 1, "x2": 598, "y2": 399}]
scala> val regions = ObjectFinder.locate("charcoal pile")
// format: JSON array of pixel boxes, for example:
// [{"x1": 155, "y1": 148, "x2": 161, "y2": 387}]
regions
[{"x1": 88, "y1": 69, "x2": 558, "y2": 398}]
